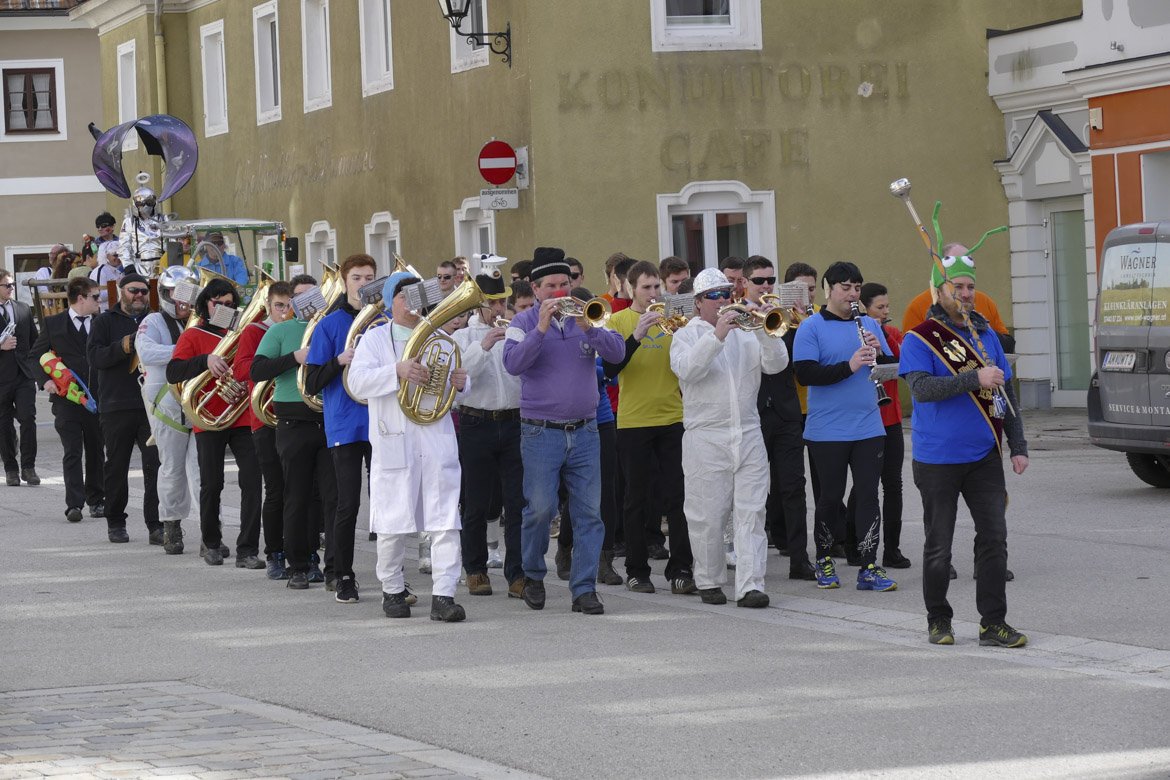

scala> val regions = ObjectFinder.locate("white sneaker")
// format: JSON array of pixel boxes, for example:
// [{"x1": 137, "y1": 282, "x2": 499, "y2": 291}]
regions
[{"x1": 487, "y1": 542, "x2": 503, "y2": 569}]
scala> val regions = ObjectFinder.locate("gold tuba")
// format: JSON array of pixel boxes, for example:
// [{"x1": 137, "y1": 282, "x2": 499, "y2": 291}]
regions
[
  {"x1": 179, "y1": 277, "x2": 272, "y2": 430},
  {"x1": 295, "y1": 264, "x2": 343, "y2": 412},
  {"x1": 249, "y1": 379, "x2": 277, "y2": 428},
  {"x1": 171, "y1": 267, "x2": 242, "y2": 403},
  {"x1": 398, "y1": 278, "x2": 497, "y2": 425},
  {"x1": 342, "y1": 254, "x2": 412, "y2": 404}
]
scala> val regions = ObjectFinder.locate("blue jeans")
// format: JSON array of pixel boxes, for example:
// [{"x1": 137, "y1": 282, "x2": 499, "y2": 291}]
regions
[{"x1": 520, "y1": 420, "x2": 604, "y2": 598}]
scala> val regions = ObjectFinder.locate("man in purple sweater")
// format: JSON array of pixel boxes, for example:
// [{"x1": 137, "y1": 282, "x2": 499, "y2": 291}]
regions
[{"x1": 503, "y1": 247, "x2": 625, "y2": 615}]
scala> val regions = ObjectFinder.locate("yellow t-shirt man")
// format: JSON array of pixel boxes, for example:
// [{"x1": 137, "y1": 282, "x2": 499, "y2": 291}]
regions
[{"x1": 607, "y1": 308, "x2": 683, "y2": 429}]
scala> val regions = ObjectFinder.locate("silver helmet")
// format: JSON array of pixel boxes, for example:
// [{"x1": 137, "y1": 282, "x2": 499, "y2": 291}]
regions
[
  {"x1": 132, "y1": 185, "x2": 158, "y2": 221},
  {"x1": 158, "y1": 265, "x2": 198, "y2": 318}
]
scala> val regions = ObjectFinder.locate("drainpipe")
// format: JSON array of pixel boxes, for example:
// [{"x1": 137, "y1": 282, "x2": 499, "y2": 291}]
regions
[{"x1": 153, "y1": 0, "x2": 170, "y2": 213}]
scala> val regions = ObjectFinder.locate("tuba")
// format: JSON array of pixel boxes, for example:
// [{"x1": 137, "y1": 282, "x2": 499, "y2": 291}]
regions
[
  {"x1": 398, "y1": 277, "x2": 503, "y2": 424},
  {"x1": 249, "y1": 380, "x2": 277, "y2": 428},
  {"x1": 718, "y1": 302, "x2": 785, "y2": 337},
  {"x1": 179, "y1": 277, "x2": 272, "y2": 430},
  {"x1": 342, "y1": 255, "x2": 415, "y2": 404},
  {"x1": 295, "y1": 264, "x2": 343, "y2": 412}
]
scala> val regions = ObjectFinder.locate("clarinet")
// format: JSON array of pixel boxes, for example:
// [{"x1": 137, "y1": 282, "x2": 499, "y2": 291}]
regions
[{"x1": 851, "y1": 301, "x2": 892, "y2": 408}]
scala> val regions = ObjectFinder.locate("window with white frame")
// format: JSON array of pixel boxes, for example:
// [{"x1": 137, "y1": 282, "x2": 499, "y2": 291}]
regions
[
  {"x1": 449, "y1": 0, "x2": 489, "y2": 74},
  {"x1": 200, "y1": 21, "x2": 229, "y2": 137},
  {"x1": 253, "y1": 2, "x2": 281, "y2": 124},
  {"x1": 364, "y1": 211, "x2": 401, "y2": 274},
  {"x1": 116, "y1": 41, "x2": 137, "y2": 150},
  {"x1": 453, "y1": 197, "x2": 495, "y2": 259},
  {"x1": 650, "y1": 0, "x2": 761, "y2": 52},
  {"x1": 359, "y1": 0, "x2": 394, "y2": 96},
  {"x1": 1, "y1": 58, "x2": 66, "y2": 142},
  {"x1": 306, "y1": 220, "x2": 337, "y2": 276},
  {"x1": 656, "y1": 181, "x2": 775, "y2": 274},
  {"x1": 302, "y1": 0, "x2": 332, "y2": 112},
  {"x1": 257, "y1": 235, "x2": 280, "y2": 276}
]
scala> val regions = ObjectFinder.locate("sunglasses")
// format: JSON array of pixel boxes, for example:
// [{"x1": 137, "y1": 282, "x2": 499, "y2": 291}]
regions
[
  {"x1": 1, "y1": 282, "x2": 15, "y2": 290},
  {"x1": 749, "y1": 276, "x2": 776, "y2": 286},
  {"x1": 702, "y1": 290, "x2": 732, "y2": 301},
  {"x1": 210, "y1": 297, "x2": 235, "y2": 306},
  {"x1": 125, "y1": 287, "x2": 150, "y2": 296},
  {"x1": 437, "y1": 274, "x2": 453, "y2": 281},
  {"x1": 570, "y1": 272, "x2": 581, "y2": 280},
  {"x1": 87, "y1": 293, "x2": 101, "y2": 301}
]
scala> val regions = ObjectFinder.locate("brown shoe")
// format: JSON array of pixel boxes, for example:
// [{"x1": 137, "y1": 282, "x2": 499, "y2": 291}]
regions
[
  {"x1": 467, "y1": 572, "x2": 493, "y2": 596},
  {"x1": 508, "y1": 578, "x2": 526, "y2": 599}
]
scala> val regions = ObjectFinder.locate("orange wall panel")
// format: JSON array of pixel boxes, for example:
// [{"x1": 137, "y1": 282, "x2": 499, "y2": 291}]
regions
[
  {"x1": 1091, "y1": 153, "x2": 1117, "y2": 268},
  {"x1": 1116, "y1": 152, "x2": 1145, "y2": 225},
  {"x1": 1089, "y1": 86, "x2": 1170, "y2": 149}
]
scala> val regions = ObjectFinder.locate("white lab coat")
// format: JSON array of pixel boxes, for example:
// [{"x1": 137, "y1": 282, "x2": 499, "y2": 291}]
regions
[
  {"x1": 136, "y1": 311, "x2": 199, "y2": 523},
  {"x1": 669, "y1": 317, "x2": 789, "y2": 598}
]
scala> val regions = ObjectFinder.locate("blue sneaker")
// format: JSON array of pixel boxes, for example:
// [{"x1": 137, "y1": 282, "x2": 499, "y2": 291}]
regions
[
  {"x1": 266, "y1": 553, "x2": 288, "y2": 580},
  {"x1": 815, "y1": 556, "x2": 840, "y2": 589},
  {"x1": 857, "y1": 564, "x2": 897, "y2": 592},
  {"x1": 308, "y1": 552, "x2": 325, "y2": 584}
]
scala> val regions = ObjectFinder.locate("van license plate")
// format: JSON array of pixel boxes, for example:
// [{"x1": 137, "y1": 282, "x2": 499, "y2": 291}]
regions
[{"x1": 1102, "y1": 351, "x2": 1137, "y2": 371}]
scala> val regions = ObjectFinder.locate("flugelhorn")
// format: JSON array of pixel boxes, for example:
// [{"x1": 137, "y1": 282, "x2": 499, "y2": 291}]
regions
[
  {"x1": 851, "y1": 300, "x2": 893, "y2": 408},
  {"x1": 555, "y1": 295, "x2": 611, "y2": 326},
  {"x1": 718, "y1": 303, "x2": 785, "y2": 337},
  {"x1": 647, "y1": 293, "x2": 694, "y2": 334}
]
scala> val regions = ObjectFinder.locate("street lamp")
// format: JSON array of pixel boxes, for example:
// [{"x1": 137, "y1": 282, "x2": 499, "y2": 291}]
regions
[{"x1": 436, "y1": 0, "x2": 511, "y2": 67}]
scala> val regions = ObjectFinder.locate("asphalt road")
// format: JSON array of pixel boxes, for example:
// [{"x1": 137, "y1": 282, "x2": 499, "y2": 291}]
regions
[{"x1": 3, "y1": 398, "x2": 1169, "y2": 779}]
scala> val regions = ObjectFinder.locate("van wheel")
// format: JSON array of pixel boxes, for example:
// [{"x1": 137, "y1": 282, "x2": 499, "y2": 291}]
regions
[{"x1": 1125, "y1": 453, "x2": 1170, "y2": 488}]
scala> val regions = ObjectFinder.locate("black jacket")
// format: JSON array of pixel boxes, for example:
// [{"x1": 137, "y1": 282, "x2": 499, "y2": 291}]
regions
[
  {"x1": 0, "y1": 298, "x2": 39, "y2": 382},
  {"x1": 758, "y1": 329, "x2": 803, "y2": 424},
  {"x1": 31, "y1": 309, "x2": 98, "y2": 408},
  {"x1": 87, "y1": 303, "x2": 148, "y2": 413}
]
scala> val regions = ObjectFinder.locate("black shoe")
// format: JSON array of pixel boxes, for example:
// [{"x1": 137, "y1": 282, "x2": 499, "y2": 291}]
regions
[
  {"x1": 235, "y1": 554, "x2": 265, "y2": 570},
  {"x1": 647, "y1": 543, "x2": 669, "y2": 560},
  {"x1": 554, "y1": 546, "x2": 571, "y2": 581},
  {"x1": 572, "y1": 591, "x2": 604, "y2": 615},
  {"x1": 108, "y1": 527, "x2": 129, "y2": 544},
  {"x1": 928, "y1": 618, "x2": 955, "y2": 645},
  {"x1": 203, "y1": 547, "x2": 224, "y2": 565},
  {"x1": 788, "y1": 561, "x2": 817, "y2": 581},
  {"x1": 286, "y1": 570, "x2": 309, "y2": 589},
  {"x1": 430, "y1": 595, "x2": 467, "y2": 622},
  {"x1": 699, "y1": 587, "x2": 728, "y2": 605},
  {"x1": 148, "y1": 528, "x2": 165, "y2": 546},
  {"x1": 21, "y1": 468, "x2": 40, "y2": 486},
  {"x1": 949, "y1": 564, "x2": 958, "y2": 580},
  {"x1": 65, "y1": 507, "x2": 83, "y2": 523},
  {"x1": 777, "y1": 547, "x2": 790, "y2": 557},
  {"x1": 200, "y1": 542, "x2": 230, "y2": 559},
  {"x1": 979, "y1": 622, "x2": 1027, "y2": 648},
  {"x1": 89, "y1": 502, "x2": 105, "y2": 518},
  {"x1": 737, "y1": 590, "x2": 770, "y2": 608},
  {"x1": 972, "y1": 568, "x2": 1015, "y2": 581},
  {"x1": 383, "y1": 590, "x2": 411, "y2": 618},
  {"x1": 335, "y1": 576, "x2": 359, "y2": 604},
  {"x1": 670, "y1": 576, "x2": 697, "y2": 595},
  {"x1": 162, "y1": 521, "x2": 184, "y2": 555},
  {"x1": 829, "y1": 543, "x2": 847, "y2": 559},
  {"x1": 883, "y1": 550, "x2": 913, "y2": 569},
  {"x1": 521, "y1": 578, "x2": 545, "y2": 610},
  {"x1": 626, "y1": 576, "x2": 655, "y2": 593},
  {"x1": 6, "y1": 471, "x2": 20, "y2": 487}
]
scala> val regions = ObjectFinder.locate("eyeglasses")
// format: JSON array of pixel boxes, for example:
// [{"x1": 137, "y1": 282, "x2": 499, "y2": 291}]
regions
[
  {"x1": 437, "y1": 274, "x2": 453, "y2": 281},
  {"x1": 570, "y1": 272, "x2": 581, "y2": 280},
  {"x1": 87, "y1": 293, "x2": 101, "y2": 301},
  {"x1": 210, "y1": 297, "x2": 234, "y2": 306},
  {"x1": 702, "y1": 290, "x2": 732, "y2": 301},
  {"x1": 125, "y1": 287, "x2": 150, "y2": 296},
  {"x1": 749, "y1": 276, "x2": 776, "y2": 286},
  {"x1": 270, "y1": 302, "x2": 291, "y2": 311},
  {"x1": 0, "y1": 282, "x2": 15, "y2": 290}
]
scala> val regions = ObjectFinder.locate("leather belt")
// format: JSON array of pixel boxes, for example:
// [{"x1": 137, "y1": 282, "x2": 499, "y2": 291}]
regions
[
  {"x1": 459, "y1": 406, "x2": 520, "y2": 421},
  {"x1": 521, "y1": 417, "x2": 589, "y2": 431}
]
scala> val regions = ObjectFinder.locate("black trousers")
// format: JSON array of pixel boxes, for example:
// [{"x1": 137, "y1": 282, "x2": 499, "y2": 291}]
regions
[
  {"x1": 914, "y1": 449, "x2": 1009, "y2": 626},
  {"x1": 762, "y1": 415, "x2": 810, "y2": 566},
  {"x1": 457, "y1": 415, "x2": 525, "y2": 583},
  {"x1": 618, "y1": 423, "x2": 693, "y2": 581},
  {"x1": 846, "y1": 422, "x2": 905, "y2": 556},
  {"x1": 101, "y1": 408, "x2": 160, "y2": 530},
  {"x1": 329, "y1": 441, "x2": 368, "y2": 580},
  {"x1": 276, "y1": 419, "x2": 337, "y2": 573},
  {"x1": 806, "y1": 436, "x2": 884, "y2": 565},
  {"x1": 0, "y1": 377, "x2": 36, "y2": 472},
  {"x1": 54, "y1": 403, "x2": 105, "y2": 510},
  {"x1": 559, "y1": 420, "x2": 619, "y2": 551},
  {"x1": 195, "y1": 427, "x2": 262, "y2": 555},
  {"x1": 253, "y1": 425, "x2": 284, "y2": 558}
]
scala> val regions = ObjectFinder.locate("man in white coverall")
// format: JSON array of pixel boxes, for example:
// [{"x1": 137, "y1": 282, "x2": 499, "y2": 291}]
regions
[
  {"x1": 345, "y1": 271, "x2": 469, "y2": 623},
  {"x1": 669, "y1": 268, "x2": 788, "y2": 608},
  {"x1": 135, "y1": 266, "x2": 202, "y2": 555}
]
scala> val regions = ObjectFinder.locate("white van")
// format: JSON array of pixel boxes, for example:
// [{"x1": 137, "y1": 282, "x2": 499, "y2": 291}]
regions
[{"x1": 1087, "y1": 222, "x2": 1170, "y2": 487}]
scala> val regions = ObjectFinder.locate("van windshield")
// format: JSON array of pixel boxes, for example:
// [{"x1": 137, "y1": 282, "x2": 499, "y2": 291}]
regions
[{"x1": 1098, "y1": 241, "x2": 1170, "y2": 327}]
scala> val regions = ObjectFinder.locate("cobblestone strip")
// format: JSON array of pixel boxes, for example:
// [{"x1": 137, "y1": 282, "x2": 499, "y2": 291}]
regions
[{"x1": 0, "y1": 682, "x2": 545, "y2": 780}]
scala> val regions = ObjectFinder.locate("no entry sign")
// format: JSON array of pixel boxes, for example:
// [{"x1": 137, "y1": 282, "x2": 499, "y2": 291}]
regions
[{"x1": 478, "y1": 140, "x2": 517, "y2": 185}]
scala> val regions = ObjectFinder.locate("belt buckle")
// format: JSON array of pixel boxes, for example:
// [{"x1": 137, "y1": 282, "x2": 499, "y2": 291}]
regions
[{"x1": 563, "y1": 420, "x2": 579, "y2": 432}]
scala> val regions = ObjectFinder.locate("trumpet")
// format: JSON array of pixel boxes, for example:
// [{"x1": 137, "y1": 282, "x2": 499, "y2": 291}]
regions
[
  {"x1": 647, "y1": 293, "x2": 694, "y2": 334},
  {"x1": 492, "y1": 315, "x2": 511, "y2": 328},
  {"x1": 717, "y1": 303, "x2": 785, "y2": 337},
  {"x1": 851, "y1": 300, "x2": 893, "y2": 408},
  {"x1": 555, "y1": 295, "x2": 611, "y2": 326}
]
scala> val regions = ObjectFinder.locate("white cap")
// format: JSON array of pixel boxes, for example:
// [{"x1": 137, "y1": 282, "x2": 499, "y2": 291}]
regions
[{"x1": 692, "y1": 268, "x2": 733, "y2": 297}]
